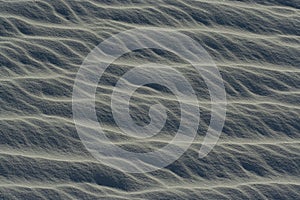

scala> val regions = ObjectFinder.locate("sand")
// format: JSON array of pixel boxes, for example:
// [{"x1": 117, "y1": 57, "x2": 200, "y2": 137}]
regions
[{"x1": 0, "y1": 0, "x2": 299, "y2": 199}]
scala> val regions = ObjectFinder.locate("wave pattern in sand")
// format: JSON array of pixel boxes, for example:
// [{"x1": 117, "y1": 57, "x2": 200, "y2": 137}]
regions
[{"x1": 0, "y1": 0, "x2": 299, "y2": 199}]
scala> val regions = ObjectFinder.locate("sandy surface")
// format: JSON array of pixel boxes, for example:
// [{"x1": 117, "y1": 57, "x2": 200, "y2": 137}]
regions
[{"x1": 0, "y1": 0, "x2": 299, "y2": 199}]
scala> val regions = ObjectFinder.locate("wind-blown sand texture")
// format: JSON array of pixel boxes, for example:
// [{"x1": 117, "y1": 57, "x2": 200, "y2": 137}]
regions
[{"x1": 0, "y1": 0, "x2": 299, "y2": 199}]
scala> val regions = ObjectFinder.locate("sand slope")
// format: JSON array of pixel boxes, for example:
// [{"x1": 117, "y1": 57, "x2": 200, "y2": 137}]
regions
[{"x1": 0, "y1": 0, "x2": 299, "y2": 199}]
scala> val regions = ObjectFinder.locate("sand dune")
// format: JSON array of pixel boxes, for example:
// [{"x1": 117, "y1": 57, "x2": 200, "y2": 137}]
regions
[{"x1": 0, "y1": 0, "x2": 299, "y2": 199}]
